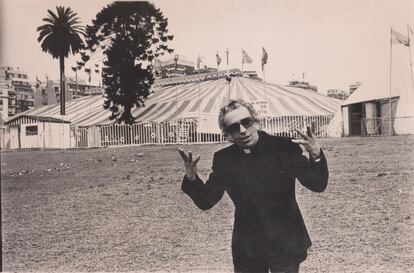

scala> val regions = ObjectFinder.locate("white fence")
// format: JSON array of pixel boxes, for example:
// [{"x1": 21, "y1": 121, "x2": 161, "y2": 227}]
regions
[
  {"x1": 260, "y1": 115, "x2": 333, "y2": 138},
  {"x1": 1, "y1": 115, "x2": 334, "y2": 150},
  {"x1": 88, "y1": 118, "x2": 224, "y2": 147},
  {"x1": 70, "y1": 115, "x2": 334, "y2": 148}
]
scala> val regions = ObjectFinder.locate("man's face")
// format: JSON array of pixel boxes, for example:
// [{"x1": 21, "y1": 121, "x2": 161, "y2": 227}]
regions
[{"x1": 223, "y1": 106, "x2": 259, "y2": 149}]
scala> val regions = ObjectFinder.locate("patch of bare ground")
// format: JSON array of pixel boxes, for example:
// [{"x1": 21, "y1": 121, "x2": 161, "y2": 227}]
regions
[{"x1": 1, "y1": 135, "x2": 413, "y2": 272}]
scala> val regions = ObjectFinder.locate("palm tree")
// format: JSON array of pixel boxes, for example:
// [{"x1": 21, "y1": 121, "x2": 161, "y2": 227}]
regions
[{"x1": 37, "y1": 6, "x2": 84, "y2": 115}]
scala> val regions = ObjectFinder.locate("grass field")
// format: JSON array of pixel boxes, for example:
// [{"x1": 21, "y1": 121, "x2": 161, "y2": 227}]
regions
[{"x1": 1, "y1": 135, "x2": 414, "y2": 272}]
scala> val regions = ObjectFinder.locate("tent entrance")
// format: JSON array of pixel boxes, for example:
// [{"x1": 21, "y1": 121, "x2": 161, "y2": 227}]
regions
[{"x1": 349, "y1": 103, "x2": 363, "y2": 136}]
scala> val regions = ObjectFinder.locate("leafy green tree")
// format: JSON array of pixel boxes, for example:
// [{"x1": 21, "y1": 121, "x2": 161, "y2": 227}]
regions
[
  {"x1": 37, "y1": 6, "x2": 84, "y2": 115},
  {"x1": 81, "y1": 1, "x2": 174, "y2": 124}
]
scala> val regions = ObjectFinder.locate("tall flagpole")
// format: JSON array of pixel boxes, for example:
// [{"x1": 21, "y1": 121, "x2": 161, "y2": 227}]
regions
[
  {"x1": 198, "y1": 79, "x2": 201, "y2": 121},
  {"x1": 262, "y1": 47, "x2": 266, "y2": 82},
  {"x1": 262, "y1": 62, "x2": 266, "y2": 104},
  {"x1": 408, "y1": 25, "x2": 414, "y2": 94},
  {"x1": 225, "y1": 48, "x2": 229, "y2": 75},
  {"x1": 389, "y1": 28, "x2": 393, "y2": 135},
  {"x1": 226, "y1": 48, "x2": 231, "y2": 100},
  {"x1": 217, "y1": 51, "x2": 221, "y2": 110},
  {"x1": 241, "y1": 53, "x2": 244, "y2": 74}
]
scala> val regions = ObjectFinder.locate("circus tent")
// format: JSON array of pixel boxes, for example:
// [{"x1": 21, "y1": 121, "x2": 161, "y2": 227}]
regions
[
  {"x1": 13, "y1": 76, "x2": 341, "y2": 129},
  {"x1": 2, "y1": 74, "x2": 342, "y2": 149}
]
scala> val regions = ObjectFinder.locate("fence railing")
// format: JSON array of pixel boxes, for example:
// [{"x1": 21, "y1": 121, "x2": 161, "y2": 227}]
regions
[
  {"x1": 70, "y1": 115, "x2": 333, "y2": 148},
  {"x1": 260, "y1": 115, "x2": 333, "y2": 138},
  {"x1": 1, "y1": 115, "x2": 334, "y2": 150},
  {"x1": 361, "y1": 116, "x2": 414, "y2": 136},
  {"x1": 95, "y1": 118, "x2": 224, "y2": 147}
]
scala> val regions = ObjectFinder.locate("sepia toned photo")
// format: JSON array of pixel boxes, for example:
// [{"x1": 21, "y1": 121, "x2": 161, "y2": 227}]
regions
[{"x1": 1, "y1": 0, "x2": 413, "y2": 272}]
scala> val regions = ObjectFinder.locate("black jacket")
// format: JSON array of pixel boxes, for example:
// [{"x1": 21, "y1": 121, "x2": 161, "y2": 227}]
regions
[{"x1": 182, "y1": 131, "x2": 328, "y2": 258}]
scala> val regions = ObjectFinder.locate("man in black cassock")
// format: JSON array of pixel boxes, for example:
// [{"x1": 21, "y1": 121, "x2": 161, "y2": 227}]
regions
[{"x1": 179, "y1": 99, "x2": 328, "y2": 273}]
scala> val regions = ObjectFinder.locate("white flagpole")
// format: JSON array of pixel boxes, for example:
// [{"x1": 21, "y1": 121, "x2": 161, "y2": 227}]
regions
[
  {"x1": 389, "y1": 28, "x2": 393, "y2": 135},
  {"x1": 217, "y1": 52, "x2": 221, "y2": 109},
  {"x1": 262, "y1": 62, "x2": 266, "y2": 103},
  {"x1": 242, "y1": 53, "x2": 244, "y2": 74},
  {"x1": 225, "y1": 49, "x2": 229, "y2": 75},
  {"x1": 226, "y1": 49, "x2": 231, "y2": 100},
  {"x1": 217, "y1": 52, "x2": 220, "y2": 71},
  {"x1": 408, "y1": 25, "x2": 414, "y2": 94},
  {"x1": 262, "y1": 48, "x2": 266, "y2": 82}
]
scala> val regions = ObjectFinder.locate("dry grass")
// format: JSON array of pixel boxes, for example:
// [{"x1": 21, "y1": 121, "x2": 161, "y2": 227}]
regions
[{"x1": 1, "y1": 135, "x2": 414, "y2": 272}]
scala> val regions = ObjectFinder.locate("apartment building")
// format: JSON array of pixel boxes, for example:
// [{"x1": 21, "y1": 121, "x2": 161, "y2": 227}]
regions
[
  {"x1": 0, "y1": 67, "x2": 17, "y2": 120},
  {"x1": 0, "y1": 66, "x2": 34, "y2": 115},
  {"x1": 327, "y1": 89, "x2": 349, "y2": 100}
]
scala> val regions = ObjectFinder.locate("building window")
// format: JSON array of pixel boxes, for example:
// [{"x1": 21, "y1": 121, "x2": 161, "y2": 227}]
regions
[{"x1": 26, "y1": 125, "x2": 38, "y2": 136}]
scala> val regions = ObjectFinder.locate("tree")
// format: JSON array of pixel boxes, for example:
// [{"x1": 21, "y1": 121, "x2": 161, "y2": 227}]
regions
[
  {"x1": 81, "y1": 2, "x2": 174, "y2": 124},
  {"x1": 37, "y1": 6, "x2": 84, "y2": 115}
]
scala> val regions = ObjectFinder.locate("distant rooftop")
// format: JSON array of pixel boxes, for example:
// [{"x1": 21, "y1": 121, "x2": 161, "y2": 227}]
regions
[
  {"x1": 288, "y1": 81, "x2": 318, "y2": 92},
  {"x1": 153, "y1": 69, "x2": 259, "y2": 87},
  {"x1": 157, "y1": 59, "x2": 195, "y2": 67}
]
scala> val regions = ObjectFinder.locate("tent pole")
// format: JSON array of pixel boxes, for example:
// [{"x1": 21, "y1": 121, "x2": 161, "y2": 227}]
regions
[
  {"x1": 408, "y1": 25, "x2": 414, "y2": 95},
  {"x1": 198, "y1": 79, "x2": 201, "y2": 121},
  {"x1": 389, "y1": 28, "x2": 393, "y2": 136},
  {"x1": 225, "y1": 48, "x2": 230, "y2": 101},
  {"x1": 241, "y1": 49, "x2": 244, "y2": 75},
  {"x1": 218, "y1": 76, "x2": 221, "y2": 110},
  {"x1": 228, "y1": 78, "x2": 231, "y2": 100}
]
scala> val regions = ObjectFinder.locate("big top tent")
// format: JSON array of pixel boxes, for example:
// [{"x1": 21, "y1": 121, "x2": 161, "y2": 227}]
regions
[{"x1": 16, "y1": 75, "x2": 341, "y2": 130}]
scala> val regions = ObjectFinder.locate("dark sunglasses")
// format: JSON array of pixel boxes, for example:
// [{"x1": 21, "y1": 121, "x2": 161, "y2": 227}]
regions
[{"x1": 226, "y1": 117, "x2": 255, "y2": 134}]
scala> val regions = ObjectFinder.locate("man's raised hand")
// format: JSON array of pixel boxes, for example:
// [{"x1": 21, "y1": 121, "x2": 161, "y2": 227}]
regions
[
  {"x1": 178, "y1": 148, "x2": 201, "y2": 181},
  {"x1": 292, "y1": 124, "x2": 321, "y2": 161}
]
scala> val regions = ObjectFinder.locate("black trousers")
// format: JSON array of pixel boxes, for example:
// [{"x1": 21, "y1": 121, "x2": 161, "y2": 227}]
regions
[{"x1": 232, "y1": 248, "x2": 306, "y2": 273}]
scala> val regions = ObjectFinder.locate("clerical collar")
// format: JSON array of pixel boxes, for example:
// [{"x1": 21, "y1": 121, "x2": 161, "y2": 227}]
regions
[{"x1": 240, "y1": 131, "x2": 265, "y2": 154}]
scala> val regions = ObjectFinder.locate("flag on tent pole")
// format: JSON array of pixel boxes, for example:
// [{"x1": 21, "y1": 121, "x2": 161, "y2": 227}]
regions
[
  {"x1": 216, "y1": 51, "x2": 222, "y2": 66},
  {"x1": 261, "y1": 47, "x2": 268, "y2": 71},
  {"x1": 407, "y1": 25, "x2": 414, "y2": 36},
  {"x1": 174, "y1": 54, "x2": 179, "y2": 69},
  {"x1": 85, "y1": 68, "x2": 91, "y2": 83},
  {"x1": 407, "y1": 25, "x2": 414, "y2": 94},
  {"x1": 35, "y1": 75, "x2": 42, "y2": 88},
  {"x1": 242, "y1": 49, "x2": 253, "y2": 64},
  {"x1": 225, "y1": 49, "x2": 229, "y2": 65},
  {"x1": 391, "y1": 28, "x2": 409, "y2": 46},
  {"x1": 196, "y1": 55, "x2": 202, "y2": 70}
]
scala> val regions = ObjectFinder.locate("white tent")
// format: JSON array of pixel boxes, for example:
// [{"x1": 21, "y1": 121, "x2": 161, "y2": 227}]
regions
[
  {"x1": 327, "y1": 73, "x2": 414, "y2": 137},
  {"x1": 15, "y1": 75, "x2": 341, "y2": 130}
]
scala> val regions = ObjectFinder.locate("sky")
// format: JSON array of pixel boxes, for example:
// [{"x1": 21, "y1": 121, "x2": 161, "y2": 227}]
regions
[{"x1": 1, "y1": 0, "x2": 414, "y2": 95}]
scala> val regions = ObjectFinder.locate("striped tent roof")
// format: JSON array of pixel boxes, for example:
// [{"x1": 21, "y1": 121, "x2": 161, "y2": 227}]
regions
[{"x1": 13, "y1": 76, "x2": 341, "y2": 127}]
